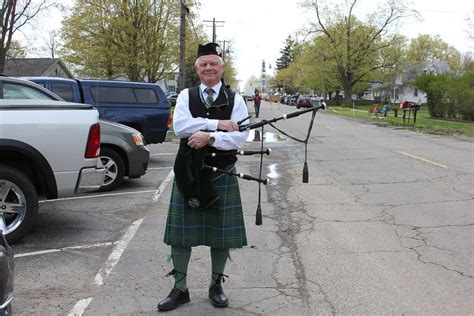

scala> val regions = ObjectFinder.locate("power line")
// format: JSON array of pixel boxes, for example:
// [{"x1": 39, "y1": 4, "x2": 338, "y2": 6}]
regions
[{"x1": 203, "y1": 18, "x2": 225, "y2": 42}]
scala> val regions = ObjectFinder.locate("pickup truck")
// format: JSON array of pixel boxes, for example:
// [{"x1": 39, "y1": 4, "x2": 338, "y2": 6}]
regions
[
  {"x1": 0, "y1": 78, "x2": 105, "y2": 243},
  {"x1": 27, "y1": 77, "x2": 172, "y2": 145}
]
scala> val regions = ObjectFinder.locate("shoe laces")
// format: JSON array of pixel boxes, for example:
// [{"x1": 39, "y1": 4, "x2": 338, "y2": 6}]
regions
[
  {"x1": 212, "y1": 272, "x2": 229, "y2": 284},
  {"x1": 165, "y1": 269, "x2": 187, "y2": 285}
]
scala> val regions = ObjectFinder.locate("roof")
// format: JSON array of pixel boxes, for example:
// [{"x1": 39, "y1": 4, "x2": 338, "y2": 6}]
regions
[{"x1": 3, "y1": 58, "x2": 73, "y2": 78}]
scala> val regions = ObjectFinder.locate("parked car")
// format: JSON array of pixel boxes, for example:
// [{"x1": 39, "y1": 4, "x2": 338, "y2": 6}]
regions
[
  {"x1": 166, "y1": 91, "x2": 178, "y2": 107},
  {"x1": 0, "y1": 220, "x2": 14, "y2": 315},
  {"x1": 26, "y1": 77, "x2": 171, "y2": 145},
  {"x1": 99, "y1": 121, "x2": 149, "y2": 191},
  {"x1": 22, "y1": 78, "x2": 150, "y2": 191},
  {"x1": 296, "y1": 95, "x2": 313, "y2": 108},
  {"x1": 288, "y1": 94, "x2": 299, "y2": 106},
  {"x1": 310, "y1": 95, "x2": 320, "y2": 104},
  {"x1": 0, "y1": 76, "x2": 104, "y2": 242}
]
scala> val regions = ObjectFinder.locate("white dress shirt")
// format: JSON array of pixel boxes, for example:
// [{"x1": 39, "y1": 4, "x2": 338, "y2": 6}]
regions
[{"x1": 173, "y1": 82, "x2": 250, "y2": 151}]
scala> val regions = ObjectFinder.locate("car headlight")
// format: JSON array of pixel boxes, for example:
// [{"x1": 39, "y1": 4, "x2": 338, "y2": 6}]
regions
[{"x1": 132, "y1": 132, "x2": 145, "y2": 146}]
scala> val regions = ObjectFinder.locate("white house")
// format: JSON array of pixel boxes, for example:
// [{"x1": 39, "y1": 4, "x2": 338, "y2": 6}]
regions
[{"x1": 371, "y1": 61, "x2": 450, "y2": 104}]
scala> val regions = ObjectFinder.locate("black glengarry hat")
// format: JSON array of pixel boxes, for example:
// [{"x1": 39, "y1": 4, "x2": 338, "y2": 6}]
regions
[{"x1": 197, "y1": 42, "x2": 222, "y2": 58}]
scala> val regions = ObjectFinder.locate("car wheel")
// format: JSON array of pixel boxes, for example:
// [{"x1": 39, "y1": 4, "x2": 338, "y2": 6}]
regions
[
  {"x1": 99, "y1": 147, "x2": 125, "y2": 192},
  {"x1": 0, "y1": 164, "x2": 38, "y2": 244}
]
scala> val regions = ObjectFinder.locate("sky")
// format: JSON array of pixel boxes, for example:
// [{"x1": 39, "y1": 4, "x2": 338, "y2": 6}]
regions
[
  {"x1": 20, "y1": 0, "x2": 473, "y2": 88},
  {"x1": 196, "y1": 0, "x2": 473, "y2": 88}
]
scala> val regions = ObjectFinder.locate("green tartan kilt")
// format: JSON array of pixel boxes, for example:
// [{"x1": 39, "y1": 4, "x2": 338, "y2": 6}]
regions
[{"x1": 164, "y1": 165, "x2": 248, "y2": 249}]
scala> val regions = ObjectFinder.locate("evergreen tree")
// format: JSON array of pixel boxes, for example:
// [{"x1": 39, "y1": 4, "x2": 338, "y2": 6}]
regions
[{"x1": 275, "y1": 36, "x2": 295, "y2": 70}]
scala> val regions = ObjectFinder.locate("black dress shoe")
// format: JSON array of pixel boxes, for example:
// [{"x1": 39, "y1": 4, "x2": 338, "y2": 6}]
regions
[
  {"x1": 157, "y1": 287, "x2": 190, "y2": 311},
  {"x1": 209, "y1": 283, "x2": 229, "y2": 307}
]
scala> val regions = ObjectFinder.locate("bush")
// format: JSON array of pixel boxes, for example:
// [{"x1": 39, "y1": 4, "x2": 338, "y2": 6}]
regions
[
  {"x1": 447, "y1": 73, "x2": 474, "y2": 121},
  {"x1": 415, "y1": 72, "x2": 474, "y2": 121}
]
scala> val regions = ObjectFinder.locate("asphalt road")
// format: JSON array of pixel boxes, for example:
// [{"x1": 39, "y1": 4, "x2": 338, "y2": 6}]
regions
[{"x1": 11, "y1": 101, "x2": 474, "y2": 315}]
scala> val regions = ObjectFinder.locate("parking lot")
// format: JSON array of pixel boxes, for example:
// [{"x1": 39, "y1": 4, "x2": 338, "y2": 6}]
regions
[{"x1": 11, "y1": 142, "x2": 176, "y2": 315}]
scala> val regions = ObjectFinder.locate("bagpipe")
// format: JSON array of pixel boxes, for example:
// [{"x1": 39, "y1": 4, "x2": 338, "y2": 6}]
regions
[{"x1": 200, "y1": 102, "x2": 326, "y2": 225}]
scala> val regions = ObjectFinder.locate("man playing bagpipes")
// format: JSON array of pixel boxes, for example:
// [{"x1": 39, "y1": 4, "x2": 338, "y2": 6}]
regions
[{"x1": 158, "y1": 42, "x2": 250, "y2": 311}]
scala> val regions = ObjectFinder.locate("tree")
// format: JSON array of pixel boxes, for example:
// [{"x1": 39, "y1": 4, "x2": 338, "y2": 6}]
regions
[
  {"x1": 291, "y1": 38, "x2": 342, "y2": 98},
  {"x1": 42, "y1": 30, "x2": 61, "y2": 58},
  {"x1": 60, "y1": 0, "x2": 180, "y2": 82},
  {"x1": 270, "y1": 64, "x2": 299, "y2": 94},
  {"x1": 6, "y1": 39, "x2": 26, "y2": 58},
  {"x1": 275, "y1": 35, "x2": 295, "y2": 70},
  {"x1": 302, "y1": 0, "x2": 411, "y2": 103},
  {"x1": 1, "y1": 0, "x2": 57, "y2": 73},
  {"x1": 406, "y1": 34, "x2": 461, "y2": 70}
]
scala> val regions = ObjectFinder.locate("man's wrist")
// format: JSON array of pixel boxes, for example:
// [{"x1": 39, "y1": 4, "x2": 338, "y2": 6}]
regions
[{"x1": 208, "y1": 133, "x2": 216, "y2": 146}]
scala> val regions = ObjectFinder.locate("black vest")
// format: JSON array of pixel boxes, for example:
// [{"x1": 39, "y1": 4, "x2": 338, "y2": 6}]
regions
[{"x1": 188, "y1": 85, "x2": 237, "y2": 169}]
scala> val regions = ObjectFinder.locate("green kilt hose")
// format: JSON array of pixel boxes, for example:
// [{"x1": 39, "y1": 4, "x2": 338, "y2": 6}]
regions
[{"x1": 164, "y1": 165, "x2": 247, "y2": 249}]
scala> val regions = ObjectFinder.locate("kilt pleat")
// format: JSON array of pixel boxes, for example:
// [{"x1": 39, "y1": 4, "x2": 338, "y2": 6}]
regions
[{"x1": 164, "y1": 165, "x2": 247, "y2": 249}]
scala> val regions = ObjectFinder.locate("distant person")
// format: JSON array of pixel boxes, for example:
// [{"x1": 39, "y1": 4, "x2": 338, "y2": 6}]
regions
[
  {"x1": 382, "y1": 101, "x2": 390, "y2": 117},
  {"x1": 253, "y1": 90, "x2": 262, "y2": 118}
]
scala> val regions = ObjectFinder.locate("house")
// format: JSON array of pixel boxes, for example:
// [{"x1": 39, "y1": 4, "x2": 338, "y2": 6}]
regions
[
  {"x1": 3, "y1": 58, "x2": 74, "y2": 78},
  {"x1": 360, "y1": 81, "x2": 383, "y2": 101},
  {"x1": 371, "y1": 61, "x2": 450, "y2": 105}
]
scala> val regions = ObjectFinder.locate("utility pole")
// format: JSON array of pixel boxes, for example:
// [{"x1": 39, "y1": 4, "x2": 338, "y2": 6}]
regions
[
  {"x1": 220, "y1": 40, "x2": 230, "y2": 63},
  {"x1": 203, "y1": 18, "x2": 224, "y2": 42},
  {"x1": 178, "y1": 0, "x2": 188, "y2": 92}
]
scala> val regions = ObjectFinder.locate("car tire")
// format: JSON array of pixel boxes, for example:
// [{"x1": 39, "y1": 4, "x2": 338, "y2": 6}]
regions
[
  {"x1": 99, "y1": 147, "x2": 125, "y2": 192},
  {"x1": 0, "y1": 164, "x2": 38, "y2": 244}
]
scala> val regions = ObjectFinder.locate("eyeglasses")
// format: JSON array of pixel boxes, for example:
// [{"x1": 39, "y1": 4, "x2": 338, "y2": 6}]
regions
[{"x1": 197, "y1": 62, "x2": 221, "y2": 68}]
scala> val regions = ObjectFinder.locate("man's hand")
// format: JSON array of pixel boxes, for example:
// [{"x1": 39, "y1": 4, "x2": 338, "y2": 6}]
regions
[
  {"x1": 218, "y1": 120, "x2": 239, "y2": 132},
  {"x1": 188, "y1": 131, "x2": 210, "y2": 149}
]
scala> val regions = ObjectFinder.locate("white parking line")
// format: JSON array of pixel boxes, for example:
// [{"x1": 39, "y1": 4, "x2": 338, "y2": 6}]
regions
[
  {"x1": 16, "y1": 242, "x2": 113, "y2": 258},
  {"x1": 68, "y1": 218, "x2": 144, "y2": 315},
  {"x1": 153, "y1": 170, "x2": 174, "y2": 202},
  {"x1": 324, "y1": 125, "x2": 339, "y2": 132},
  {"x1": 147, "y1": 166, "x2": 173, "y2": 170},
  {"x1": 150, "y1": 153, "x2": 175, "y2": 156},
  {"x1": 94, "y1": 217, "x2": 144, "y2": 286},
  {"x1": 69, "y1": 298, "x2": 93, "y2": 316},
  {"x1": 39, "y1": 190, "x2": 157, "y2": 203},
  {"x1": 67, "y1": 170, "x2": 174, "y2": 315}
]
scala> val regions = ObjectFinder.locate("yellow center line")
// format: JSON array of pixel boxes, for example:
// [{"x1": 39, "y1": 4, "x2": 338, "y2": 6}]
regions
[{"x1": 399, "y1": 151, "x2": 449, "y2": 169}]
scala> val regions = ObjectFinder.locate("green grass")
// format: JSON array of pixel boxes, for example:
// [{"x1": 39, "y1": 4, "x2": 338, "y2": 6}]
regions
[{"x1": 328, "y1": 105, "x2": 474, "y2": 137}]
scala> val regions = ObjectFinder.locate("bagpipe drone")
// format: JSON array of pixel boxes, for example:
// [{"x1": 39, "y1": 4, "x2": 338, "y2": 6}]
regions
[{"x1": 174, "y1": 102, "x2": 326, "y2": 225}]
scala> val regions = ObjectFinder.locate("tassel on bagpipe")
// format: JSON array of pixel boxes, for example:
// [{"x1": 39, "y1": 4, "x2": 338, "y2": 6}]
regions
[{"x1": 255, "y1": 204, "x2": 262, "y2": 225}]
